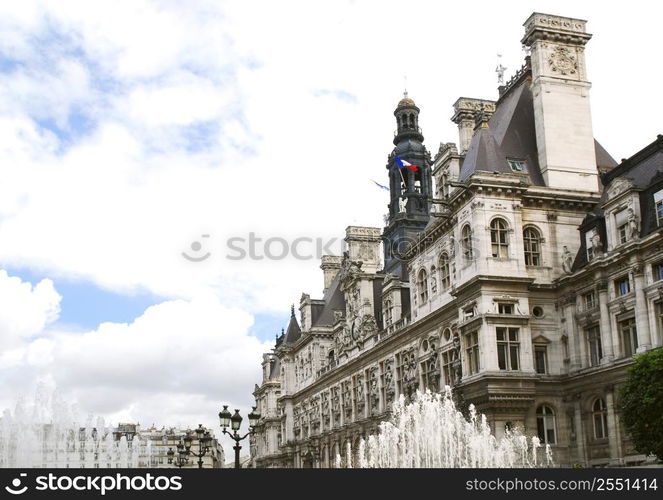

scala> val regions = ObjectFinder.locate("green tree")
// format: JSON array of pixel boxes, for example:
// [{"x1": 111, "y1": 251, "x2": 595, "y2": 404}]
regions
[{"x1": 619, "y1": 347, "x2": 663, "y2": 461}]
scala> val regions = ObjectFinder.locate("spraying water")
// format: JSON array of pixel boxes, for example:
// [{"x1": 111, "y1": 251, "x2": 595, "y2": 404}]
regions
[
  {"x1": 340, "y1": 389, "x2": 552, "y2": 468},
  {"x1": 0, "y1": 385, "x2": 151, "y2": 468}
]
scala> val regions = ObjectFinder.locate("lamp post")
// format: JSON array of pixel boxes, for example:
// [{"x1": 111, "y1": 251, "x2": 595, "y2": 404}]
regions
[
  {"x1": 218, "y1": 405, "x2": 260, "y2": 469},
  {"x1": 166, "y1": 425, "x2": 213, "y2": 469}
]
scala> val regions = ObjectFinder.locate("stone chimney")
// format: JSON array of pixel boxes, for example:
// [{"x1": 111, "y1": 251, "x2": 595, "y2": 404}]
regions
[
  {"x1": 320, "y1": 255, "x2": 342, "y2": 293},
  {"x1": 522, "y1": 12, "x2": 598, "y2": 192},
  {"x1": 451, "y1": 98, "x2": 496, "y2": 153}
]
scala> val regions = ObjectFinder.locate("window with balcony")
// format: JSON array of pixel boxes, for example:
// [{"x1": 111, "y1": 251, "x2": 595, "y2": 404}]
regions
[
  {"x1": 586, "y1": 325, "x2": 602, "y2": 367},
  {"x1": 523, "y1": 226, "x2": 542, "y2": 266},
  {"x1": 490, "y1": 218, "x2": 509, "y2": 258},
  {"x1": 619, "y1": 317, "x2": 638, "y2": 357},
  {"x1": 465, "y1": 331, "x2": 480, "y2": 375}
]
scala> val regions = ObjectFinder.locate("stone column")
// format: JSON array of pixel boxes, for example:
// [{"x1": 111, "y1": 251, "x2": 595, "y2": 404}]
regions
[
  {"x1": 605, "y1": 389, "x2": 622, "y2": 464},
  {"x1": 632, "y1": 266, "x2": 652, "y2": 352},
  {"x1": 573, "y1": 397, "x2": 587, "y2": 466},
  {"x1": 597, "y1": 281, "x2": 614, "y2": 362},
  {"x1": 562, "y1": 295, "x2": 581, "y2": 370}
]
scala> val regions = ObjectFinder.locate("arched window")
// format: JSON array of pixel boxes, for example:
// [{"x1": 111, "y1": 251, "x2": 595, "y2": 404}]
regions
[
  {"x1": 593, "y1": 398, "x2": 608, "y2": 439},
  {"x1": 490, "y1": 218, "x2": 509, "y2": 258},
  {"x1": 523, "y1": 227, "x2": 542, "y2": 266},
  {"x1": 417, "y1": 269, "x2": 428, "y2": 303},
  {"x1": 536, "y1": 405, "x2": 556, "y2": 444},
  {"x1": 461, "y1": 225, "x2": 473, "y2": 261},
  {"x1": 439, "y1": 253, "x2": 450, "y2": 290}
]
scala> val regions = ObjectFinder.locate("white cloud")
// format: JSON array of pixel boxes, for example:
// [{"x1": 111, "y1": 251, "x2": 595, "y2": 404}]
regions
[
  {"x1": 0, "y1": 270, "x2": 60, "y2": 350},
  {"x1": 0, "y1": 272, "x2": 270, "y2": 454},
  {"x1": 0, "y1": 0, "x2": 661, "y2": 457}
]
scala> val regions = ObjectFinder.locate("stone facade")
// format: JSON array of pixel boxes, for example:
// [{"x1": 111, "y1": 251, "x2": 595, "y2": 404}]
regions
[{"x1": 250, "y1": 12, "x2": 662, "y2": 468}]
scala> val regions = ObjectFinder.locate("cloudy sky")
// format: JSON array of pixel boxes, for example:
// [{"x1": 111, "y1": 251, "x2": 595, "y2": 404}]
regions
[{"x1": 0, "y1": 1, "x2": 661, "y2": 457}]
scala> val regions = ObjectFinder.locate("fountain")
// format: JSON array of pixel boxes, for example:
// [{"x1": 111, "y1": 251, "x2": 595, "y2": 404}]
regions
[
  {"x1": 0, "y1": 386, "x2": 152, "y2": 468},
  {"x1": 340, "y1": 389, "x2": 552, "y2": 468}
]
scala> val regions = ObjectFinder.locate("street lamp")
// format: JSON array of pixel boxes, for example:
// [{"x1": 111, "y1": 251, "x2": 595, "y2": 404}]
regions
[
  {"x1": 218, "y1": 405, "x2": 260, "y2": 469},
  {"x1": 167, "y1": 425, "x2": 213, "y2": 469}
]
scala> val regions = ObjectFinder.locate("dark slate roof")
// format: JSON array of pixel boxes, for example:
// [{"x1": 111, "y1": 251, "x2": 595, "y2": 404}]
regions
[
  {"x1": 573, "y1": 136, "x2": 663, "y2": 271},
  {"x1": 268, "y1": 355, "x2": 280, "y2": 381},
  {"x1": 282, "y1": 306, "x2": 301, "y2": 345},
  {"x1": 595, "y1": 140, "x2": 617, "y2": 171},
  {"x1": 459, "y1": 78, "x2": 615, "y2": 186},
  {"x1": 311, "y1": 270, "x2": 346, "y2": 327},
  {"x1": 459, "y1": 123, "x2": 511, "y2": 181}
]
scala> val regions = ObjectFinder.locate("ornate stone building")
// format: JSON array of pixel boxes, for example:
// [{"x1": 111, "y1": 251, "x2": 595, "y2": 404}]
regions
[{"x1": 251, "y1": 13, "x2": 663, "y2": 468}]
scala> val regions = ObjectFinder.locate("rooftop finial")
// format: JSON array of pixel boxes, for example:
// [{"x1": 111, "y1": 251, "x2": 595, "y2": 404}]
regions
[
  {"x1": 495, "y1": 53, "x2": 507, "y2": 85},
  {"x1": 290, "y1": 304, "x2": 295, "y2": 316},
  {"x1": 404, "y1": 74, "x2": 408, "y2": 98}
]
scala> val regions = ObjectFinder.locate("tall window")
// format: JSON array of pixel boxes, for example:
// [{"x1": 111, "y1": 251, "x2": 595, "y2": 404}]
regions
[
  {"x1": 593, "y1": 398, "x2": 608, "y2": 439},
  {"x1": 496, "y1": 327, "x2": 520, "y2": 370},
  {"x1": 534, "y1": 345, "x2": 548, "y2": 374},
  {"x1": 583, "y1": 291, "x2": 596, "y2": 310},
  {"x1": 417, "y1": 269, "x2": 428, "y2": 304},
  {"x1": 465, "y1": 331, "x2": 480, "y2": 375},
  {"x1": 619, "y1": 317, "x2": 638, "y2": 357},
  {"x1": 490, "y1": 218, "x2": 509, "y2": 258},
  {"x1": 655, "y1": 189, "x2": 663, "y2": 226},
  {"x1": 615, "y1": 209, "x2": 629, "y2": 245},
  {"x1": 384, "y1": 299, "x2": 393, "y2": 326},
  {"x1": 441, "y1": 349, "x2": 456, "y2": 386},
  {"x1": 587, "y1": 325, "x2": 603, "y2": 367},
  {"x1": 653, "y1": 262, "x2": 663, "y2": 282},
  {"x1": 615, "y1": 276, "x2": 630, "y2": 296},
  {"x1": 523, "y1": 227, "x2": 542, "y2": 266},
  {"x1": 461, "y1": 225, "x2": 473, "y2": 261},
  {"x1": 536, "y1": 405, "x2": 556, "y2": 445},
  {"x1": 439, "y1": 253, "x2": 450, "y2": 290}
]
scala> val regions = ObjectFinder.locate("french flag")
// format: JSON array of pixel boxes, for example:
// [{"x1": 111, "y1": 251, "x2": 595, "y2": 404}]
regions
[{"x1": 395, "y1": 156, "x2": 419, "y2": 172}]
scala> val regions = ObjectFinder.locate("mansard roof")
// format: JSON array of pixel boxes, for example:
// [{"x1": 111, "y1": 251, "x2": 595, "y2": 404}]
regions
[
  {"x1": 459, "y1": 78, "x2": 615, "y2": 186},
  {"x1": 311, "y1": 268, "x2": 346, "y2": 327},
  {"x1": 572, "y1": 135, "x2": 663, "y2": 271}
]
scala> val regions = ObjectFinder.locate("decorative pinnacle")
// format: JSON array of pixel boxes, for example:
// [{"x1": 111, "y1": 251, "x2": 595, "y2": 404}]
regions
[{"x1": 290, "y1": 304, "x2": 295, "y2": 316}]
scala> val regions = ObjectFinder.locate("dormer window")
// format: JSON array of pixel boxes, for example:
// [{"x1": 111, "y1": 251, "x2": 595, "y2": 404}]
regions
[
  {"x1": 614, "y1": 208, "x2": 629, "y2": 245},
  {"x1": 498, "y1": 303, "x2": 514, "y2": 314},
  {"x1": 655, "y1": 189, "x2": 663, "y2": 226},
  {"x1": 507, "y1": 158, "x2": 527, "y2": 173}
]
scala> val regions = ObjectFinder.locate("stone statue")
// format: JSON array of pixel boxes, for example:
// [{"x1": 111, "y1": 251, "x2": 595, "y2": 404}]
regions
[
  {"x1": 628, "y1": 208, "x2": 640, "y2": 239},
  {"x1": 591, "y1": 232, "x2": 602, "y2": 254},
  {"x1": 562, "y1": 246, "x2": 573, "y2": 274}
]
